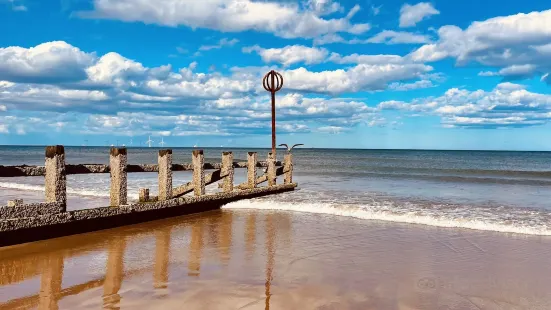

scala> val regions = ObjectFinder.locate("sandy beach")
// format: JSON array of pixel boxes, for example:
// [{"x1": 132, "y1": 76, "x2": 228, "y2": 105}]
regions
[{"x1": 2, "y1": 209, "x2": 551, "y2": 310}]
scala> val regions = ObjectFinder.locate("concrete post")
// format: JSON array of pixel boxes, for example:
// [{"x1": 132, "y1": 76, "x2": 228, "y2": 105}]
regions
[
  {"x1": 221, "y1": 152, "x2": 234, "y2": 193},
  {"x1": 158, "y1": 149, "x2": 173, "y2": 201},
  {"x1": 283, "y1": 153, "x2": 293, "y2": 184},
  {"x1": 7, "y1": 199, "x2": 23, "y2": 207},
  {"x1": 192, "y1": 150, "x2": 205, "y2": 196},
  {"x1": 45, "y1": 145, "x2": 67, "y2": 210},
  {"x1": 247, "y1": 152, "x2": 257, "y2": 189},
  {"x1": 109, "y1": 147, "x2": 127, "y2": 206},
  {"x1": 267, "y1": 152, "x2": 276, "y2": 186},
  {"x1": 139, "y1": 188, "x2": 150, "y2": 203}
]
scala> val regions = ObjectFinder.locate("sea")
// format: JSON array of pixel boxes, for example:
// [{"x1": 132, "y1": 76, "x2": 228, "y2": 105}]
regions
[{"x1": 2, "y1": 146, "x2": 551, "y2": 236}]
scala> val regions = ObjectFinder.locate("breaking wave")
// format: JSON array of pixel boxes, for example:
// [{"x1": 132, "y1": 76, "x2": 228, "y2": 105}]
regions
[{"x1": 223, "y1": 199, "x2": 551, "y2": 236}]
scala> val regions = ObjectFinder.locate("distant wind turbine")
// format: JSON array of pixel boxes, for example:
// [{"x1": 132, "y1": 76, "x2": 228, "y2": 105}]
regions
[
  {"x1": 159, "y1": 137, "x2": 166, "y2": 147},
  {"x1": 146, "y1": 136, "x2": 154, "y2": 148}
]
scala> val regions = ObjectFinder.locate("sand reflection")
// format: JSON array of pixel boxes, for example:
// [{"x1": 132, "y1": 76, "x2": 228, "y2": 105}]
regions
[
  {"x1": 187, "y1": 220, "x2": 204, "y2": 277},
  {"x1": 38, "y1": 253, "x2": 64, "y2": 310},
  {"x1": 102, "y1": 238, "x2": 126, "y2": 309},
  {"x1": 153, "y1": 228, "x2": 171, "y2": 290},
  {"x1": 2, "y1": 210, "x2": 551, "y2": 309}
]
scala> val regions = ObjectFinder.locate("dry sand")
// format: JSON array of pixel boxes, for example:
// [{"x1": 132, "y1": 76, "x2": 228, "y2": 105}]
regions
[{"x1": 1, "y1": 209, "x2": 551, "y2": 310}]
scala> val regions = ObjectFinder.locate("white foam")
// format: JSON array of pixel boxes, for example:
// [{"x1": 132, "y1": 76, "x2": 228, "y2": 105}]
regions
[
  {"x1": 223, "y1": 200, "x2": 551, "y2": 236},
  {"x1": 0, "y1": 182, "x2": 139, "y2": 199}
]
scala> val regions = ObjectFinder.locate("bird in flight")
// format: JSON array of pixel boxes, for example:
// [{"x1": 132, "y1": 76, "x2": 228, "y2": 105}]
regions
[{"x1": 279, "y1": 143, "x2": 304, "y2": 153}]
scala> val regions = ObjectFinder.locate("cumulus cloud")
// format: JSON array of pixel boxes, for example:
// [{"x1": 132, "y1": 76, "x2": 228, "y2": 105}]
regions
[
  {"x1": 239, "y1": 48, "x2": 434, "y2": 93},
  {"x1": 282, "y1": 62, "x2": 432, "y2": 93},
  {"x1": 243, "y1": 45, "x2": 329, "y2": 67},
  {"x1": 0, "y1": 41, "x2": 394, "y2": 136},
  {"x1": 408, "y1": 9, "x2": 551, "y2": 83},
  {"x1": 378, "y1": 83, "x2": 551, "y2": 128},
  {"x1": 399, "y1": 2, "x2": 440, "y2": 28},
  {"x1": 0, "y1": 41, "x2": 95, "y2": 83},
  {"x1": 78, "y1": 0, "x2": 370, "y2": 40}
]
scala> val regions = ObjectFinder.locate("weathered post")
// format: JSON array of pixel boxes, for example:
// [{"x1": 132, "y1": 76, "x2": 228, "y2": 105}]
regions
[
  {"x1": 221, "y1": 151, "x2": 234, "y2": 193},
  {"x1": 192, "y1": 150, "x2": 205, "y2": 196},
  {"x1": 267, "y1": 152, "x2": 276, "y2": 186},
  {"x1": 139, "y1": 188, "x2": 150, "y2": 203},
  {"x1": 247, "y1": 152, "x2": 257, "y2": 189},
  {"x1": 158, "y1": 149, "x2": 173, "y2": 201},
  {"x1": 110, "y1": 147, "x2": 127, "y2": 206},
  {"x1": 45, "y1": 145, "x2": 67, "y2": 210},
  {"x1": 7, "y1": 199, "x2": 23, "y2": 207},
  {"x1": 283, "y1": 153, "x2": 293, "y2": 184}
]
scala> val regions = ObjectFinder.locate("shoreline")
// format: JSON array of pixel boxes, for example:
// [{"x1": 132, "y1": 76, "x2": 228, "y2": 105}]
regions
[{"x1": 2, "y1": 209, "x2": 551, "y2": 309}]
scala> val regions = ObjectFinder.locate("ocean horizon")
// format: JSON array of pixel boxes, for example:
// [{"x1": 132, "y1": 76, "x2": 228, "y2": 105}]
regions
[{"x1": 2, "y1": 145, "x2": 551, "y2": 152}]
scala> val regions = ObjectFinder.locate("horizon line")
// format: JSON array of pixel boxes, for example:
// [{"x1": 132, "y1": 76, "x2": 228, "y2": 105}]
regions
[{"x1": 0, "y1": 144, "x2": 550, "y2": 153}]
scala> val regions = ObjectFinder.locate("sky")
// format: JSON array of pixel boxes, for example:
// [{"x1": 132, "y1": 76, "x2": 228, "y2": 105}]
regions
[{"x1": 0, "y1": 0, "x2": 551, "y2": 150}]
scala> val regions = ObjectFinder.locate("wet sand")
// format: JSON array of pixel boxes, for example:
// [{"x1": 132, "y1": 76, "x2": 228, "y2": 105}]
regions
[{"x1": 1, "y1": 210, "x2": 551, "y2": 310}]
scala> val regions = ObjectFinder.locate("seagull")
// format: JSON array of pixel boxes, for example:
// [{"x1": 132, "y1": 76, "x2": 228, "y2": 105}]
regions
[{"x1": 279, "y1": 143, "x2": 304, "y2": 153}]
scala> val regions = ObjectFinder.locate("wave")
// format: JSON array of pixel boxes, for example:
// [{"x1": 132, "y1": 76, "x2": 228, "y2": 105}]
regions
[
  {"x1": 298, "y1": 170, "x2": 551, "y2": 186},
  {"x1": 0, "y1": 182, "x2": 139, "y2": 199},
  {"x1": 222, "y1": 200, "x2": 551, "y2": 236}
]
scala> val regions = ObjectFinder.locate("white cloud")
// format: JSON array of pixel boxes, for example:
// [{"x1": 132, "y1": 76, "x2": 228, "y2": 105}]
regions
[
  {"x1": 283, "y1": 62, "x2": 432, "y2": 93},
  {"x1": 371, "y1": 5, "x2": 382, "y2": 16},
  {"x1": 478, "y1": 65, "x2": 538, "y2": 79},
  {"x1": 318, "y1": 126, "x2": 347, "y2": 134},
  {"x1": 313, "y1": 33, "x2": 346, "y2": 45},
  {"x1": 243, "y1": 45, "x2": 329, "y2": 67},
  {"x1": 388, "y1": 80, "x2": 434, "y2": 91},
  {"x1": 199, "y1": 38, "x2": 239, "y2": 51},
  {"x1": 366, "y1": 30, "x2": 432, "y2": 44},
  {"x1": 0, "y1": 41, "x2": 95, "y2": 83},
  {"x1": 0, "y1": 41, "x2": 399, "y2": 136},
  {"x1": 305, "y1": 0, "x2": 343, "y2": 16},
  {"x1": 408, "y1": 9, "x2": 551, "y2": 83},
  {"x1": 399, "y1": 2, "x2": 440, "y2": 28},
  {"x1": 378, "y1": 83, "x2": 551, "y2": 128},
  {"x1": 314, "y1": 30, "x2": 430, "y2": 45},
  {"x1": 79, "y1": 0, "x2": 371, "y2": 40},
  {"x1": 328, "y1": 53, "x2": 406, "y2": 65}
]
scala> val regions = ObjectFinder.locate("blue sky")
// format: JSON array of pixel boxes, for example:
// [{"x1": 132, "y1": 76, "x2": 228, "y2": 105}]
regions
[{"x1": 0, "y1": 0, "x2": 551, "y2": 150}]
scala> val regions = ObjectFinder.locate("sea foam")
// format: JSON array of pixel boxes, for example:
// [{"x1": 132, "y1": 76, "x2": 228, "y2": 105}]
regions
[
  {"x1": 223, "y1": 199, "x2": 551, "y2": 236},
  {"x1": 0, "y1": 182, "x2": 140, "y2": 199}
]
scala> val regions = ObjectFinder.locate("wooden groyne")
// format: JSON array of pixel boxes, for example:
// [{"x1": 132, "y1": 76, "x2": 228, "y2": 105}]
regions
[{"x1": 0, "y1": 146, "x2": 296, "y2": 247}]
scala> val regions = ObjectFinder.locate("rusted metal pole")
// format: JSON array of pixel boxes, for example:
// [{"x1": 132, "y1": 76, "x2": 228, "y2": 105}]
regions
[
  {"x1": 263, "y1": 70, "x2": 283, "y2": 158},
  {"x1": 271, "y1": 75, "x2": 276, "y2": 156}
]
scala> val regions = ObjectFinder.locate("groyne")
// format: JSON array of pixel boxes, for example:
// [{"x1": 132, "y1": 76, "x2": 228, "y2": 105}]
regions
[{"x1": 0, "y1": 146, "x2": 296, "y2": 247}]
